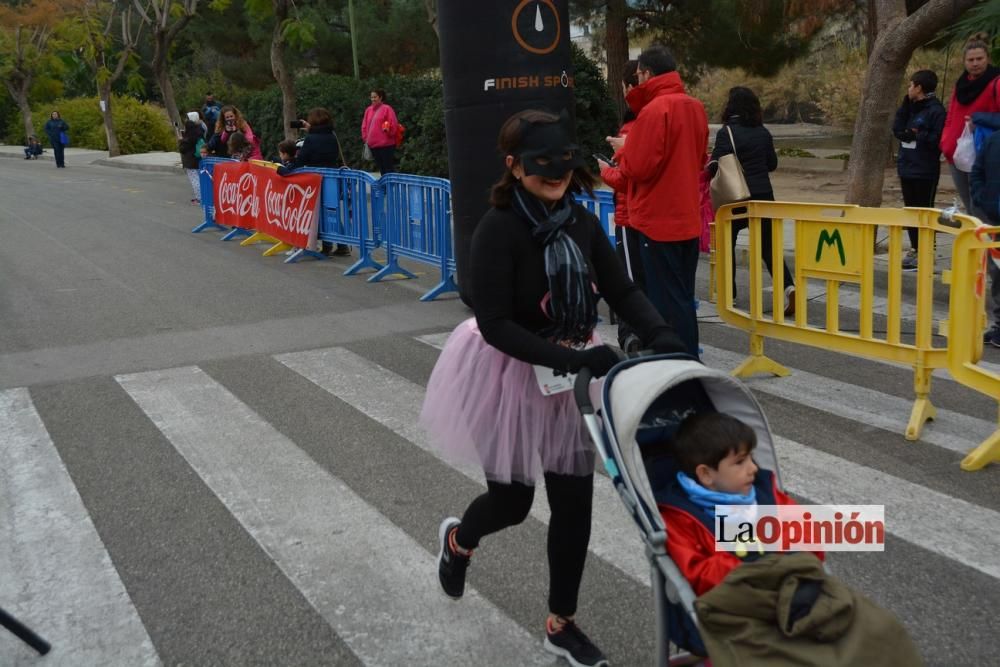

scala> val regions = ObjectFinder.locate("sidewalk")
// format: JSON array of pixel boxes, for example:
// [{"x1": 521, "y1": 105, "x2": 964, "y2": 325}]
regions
[{"x1": 0, "y1": 144, "x2": 182, "y2": 172}]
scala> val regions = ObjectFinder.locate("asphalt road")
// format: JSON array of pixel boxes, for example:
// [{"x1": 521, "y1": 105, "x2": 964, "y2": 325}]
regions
[{"x1": 2, "y1": 156, "x2": 999, "y2": 666}]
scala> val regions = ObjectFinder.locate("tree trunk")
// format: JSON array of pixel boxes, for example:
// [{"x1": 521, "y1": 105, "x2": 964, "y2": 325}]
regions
[
  {"x1": 99, "y1": 82, "x2": 120, "y2": 157},
  {"x1": 424, "y1": 0, "x2": 438, "y2": 38},
  {"x1": 844, "y1": 0, "x2": 979, "y2": 206},
  {"x1": 152, "y1": 32, "x2": 182, "y2": 129},
  {"x1": 272, "y1": 0, "x2": 297, "y2": 141},
  {"x1": 605, "y1": 0, "x2": 629, "y2": 125}
]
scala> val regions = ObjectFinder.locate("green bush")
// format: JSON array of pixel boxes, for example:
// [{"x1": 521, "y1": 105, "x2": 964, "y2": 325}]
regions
[
  {"x1": 26, "y1": 95, "x2": 175, "y2": 154},
  {"x1": 570, "y1": 42, "x2": 619, "y2": 174}
]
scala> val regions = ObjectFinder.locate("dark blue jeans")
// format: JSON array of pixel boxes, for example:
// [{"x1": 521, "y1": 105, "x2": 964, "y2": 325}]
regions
[
  {"x1": 52, "y1": 141, "x2": 65, "y2": 167},
  {"x1": 638, "y1": 234, "x2": 701, "y2": 358}
]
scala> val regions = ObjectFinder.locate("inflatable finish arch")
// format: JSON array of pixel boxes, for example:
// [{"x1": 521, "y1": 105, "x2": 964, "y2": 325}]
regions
[{"x1": 437, "y1": 0, "x2": 575, "y2": 304}]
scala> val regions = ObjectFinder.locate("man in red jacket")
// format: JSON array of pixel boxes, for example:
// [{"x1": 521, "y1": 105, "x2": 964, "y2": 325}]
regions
[{"x1": 606, "y1": 46, "x2": 708, "y2": 358}]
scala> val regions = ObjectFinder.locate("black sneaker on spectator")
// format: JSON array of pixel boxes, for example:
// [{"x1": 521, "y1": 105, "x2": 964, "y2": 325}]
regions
[
  {"x1": 437, "y1": 517, "x2": 471, "y2": 599},
  {"x1": 984, "y1": 325, "x2": 1000, "y2": 348},
  {"x1": 902, "y1": 249, "x2": 918, "y2": 271},
  {"x1": 544, "y1": 618, "x2": 609, "y2": 667},
  {"x1": 332, "y1": 244, "x2": 352, "y2": 256}
]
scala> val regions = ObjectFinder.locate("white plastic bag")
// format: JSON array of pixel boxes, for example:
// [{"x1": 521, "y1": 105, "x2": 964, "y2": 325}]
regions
[{"x1": 953, "y1": 121, "x2": 977, "y2": 172}]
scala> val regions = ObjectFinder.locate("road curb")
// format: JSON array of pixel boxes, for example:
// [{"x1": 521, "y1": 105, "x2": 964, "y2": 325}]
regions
[{"x1": 92, "y1": 158, "x2": 183, "y2": 173}]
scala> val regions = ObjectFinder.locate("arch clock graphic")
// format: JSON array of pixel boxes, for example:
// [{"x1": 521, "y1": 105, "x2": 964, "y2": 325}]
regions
[{"x1": 512, "y1": 0, "x2": 560, "y2": 55}]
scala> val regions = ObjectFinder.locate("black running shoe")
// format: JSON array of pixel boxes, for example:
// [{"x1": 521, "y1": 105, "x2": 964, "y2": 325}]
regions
[
  {"x1": 544, "y1": 619, "x2": 609, "y2": 667},
  {"x1": 437, "y1": 517, "x2": 470, "y2": 599}
]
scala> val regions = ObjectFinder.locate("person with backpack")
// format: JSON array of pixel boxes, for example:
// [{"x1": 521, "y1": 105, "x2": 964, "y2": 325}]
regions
[
  {"x1": 939, "y1": 34, "x2": 1000, "y2": 347},
  {"x1": 361, "y1": 89, "x2": 399, "y2": 175},
  {"x1": 893, "y1": 69, "x2": 946, "y2": 271}
]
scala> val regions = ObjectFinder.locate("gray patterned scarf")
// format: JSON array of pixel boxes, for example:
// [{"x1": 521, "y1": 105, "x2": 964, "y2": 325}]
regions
[{"x1": 512, "y1": 185, "x2": 598, "y2": 345}]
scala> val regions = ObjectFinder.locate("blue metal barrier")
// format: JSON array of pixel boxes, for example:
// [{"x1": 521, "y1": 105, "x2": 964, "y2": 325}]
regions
[
  {"x1": 573, "y1": 189, "x2": 617, "y2": 244},
  {"x1": 368, "y1": 173, "x2": 457, "y2": 301},
  {"x1": 307, "y1": 168, "x2": 384, "y2": 274},
  {"x1": 192, "y1": 157, "x2": 230, "y2": 233}
]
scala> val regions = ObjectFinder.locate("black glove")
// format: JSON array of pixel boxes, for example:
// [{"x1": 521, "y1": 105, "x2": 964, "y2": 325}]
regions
[
  {"x1": 646, "y1": 328, "x2": 687, "y2": 355},
  {"x1": 569, "y1": 345, "x2": 622, "y2": 378}
]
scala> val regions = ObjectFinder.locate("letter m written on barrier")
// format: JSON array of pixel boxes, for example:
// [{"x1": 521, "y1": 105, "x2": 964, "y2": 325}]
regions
[{"x1": 801, "y1": 222, "x2": 863, "y2": 281}]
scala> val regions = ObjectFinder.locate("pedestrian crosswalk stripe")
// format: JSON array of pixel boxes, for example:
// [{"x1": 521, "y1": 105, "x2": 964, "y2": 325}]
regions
[
  {"x1": 414, "y1": 332, "x2": 1000, "y2": 581},
  {"x1": 698, "y1": 344, "x2": 994, "y2": 457},
  {"x1": 115, "y1": 366, "x2": 552, "y2": 667},
  {"x1": 0, "y1": 388, "x2": 160, "y2": 667},
  {"x1": 776, "y1": 435, "x2": 1000, "y2": 580},
  {"x1": 276, "y1": 347, "x2": 651, "y2": 587}
]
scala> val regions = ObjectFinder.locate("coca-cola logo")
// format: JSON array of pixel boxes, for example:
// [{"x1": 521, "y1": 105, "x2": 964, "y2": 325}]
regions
[
  {"x1": 263, "y1": 180, "x2": 317, "y2": 235},
  {"x1": 217, "y1": 170, "x2": 260, "y2": 219}
]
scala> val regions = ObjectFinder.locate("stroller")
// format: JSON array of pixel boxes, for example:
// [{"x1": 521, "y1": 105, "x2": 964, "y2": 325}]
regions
[{"x1": 574, "y1": 355, "x2": 781, "y2": 666}]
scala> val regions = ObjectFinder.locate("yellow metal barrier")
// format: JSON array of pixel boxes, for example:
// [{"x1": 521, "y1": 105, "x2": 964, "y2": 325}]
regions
[
  {"x1": 946, "y1": 225, "x2": 1000, "y2": 471},
  {"x1": 713, "y1": 201, "x2": 980, "y2": 449}
]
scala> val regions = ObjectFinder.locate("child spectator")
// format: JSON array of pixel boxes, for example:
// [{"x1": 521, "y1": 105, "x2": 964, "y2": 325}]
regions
[
  {"x1": 970, "y1": 112, "x2": 1000, "y2": 347},
  {"x1": 653, "y1": 412, "x2": 822, "y2": 596},
  {"x1": 277, "y1": 139, "x2": 298, "y2": 169},
  {"x1": 24, "y1": 136, "x2": 43, "y2": 159},
  {"x1": 893, "y1": 69, "x2": 945, "y2": 271},
  {"x1": 227, "y1": 132, "x2": 253, "y2": 162},
  {"x1": 178, "y1": 119, "x2": 204, "y2": 204}
]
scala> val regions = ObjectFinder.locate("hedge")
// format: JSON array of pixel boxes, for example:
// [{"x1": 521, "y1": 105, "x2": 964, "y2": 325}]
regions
[{"x1": 24, "y1": 95, "x2": 176, "y2": 154}]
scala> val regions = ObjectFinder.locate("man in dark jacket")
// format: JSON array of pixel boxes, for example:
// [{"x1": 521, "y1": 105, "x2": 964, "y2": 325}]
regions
[
  {"x1": 278, "y1": 107, "x2": 350, "y2": 256},
  {"x1": 970, "y1": 111, "x2": 1000, "y2": 347},
  {"x1": 893, "y1": 69, "x2": 946, "y2": 271}
]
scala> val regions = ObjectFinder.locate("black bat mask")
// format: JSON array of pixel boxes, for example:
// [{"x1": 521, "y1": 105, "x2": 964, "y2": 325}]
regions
[{"x1": 515, "y1": 112, "x2": 584, "y2": 179}]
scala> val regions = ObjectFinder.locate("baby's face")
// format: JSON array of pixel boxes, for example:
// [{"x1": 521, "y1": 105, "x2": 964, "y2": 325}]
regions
[{"x1": 702, "y1": 446, "x2": 758, "y2": 495}]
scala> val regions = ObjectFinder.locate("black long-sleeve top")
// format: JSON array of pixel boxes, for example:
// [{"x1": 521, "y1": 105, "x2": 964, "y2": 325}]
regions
[
  {"x1": 277, "y1": 124, "x2": 342, "y2": 175},
  {"x1": 711, "y1": 121, "x2": 778, "y2": 198},
  {"x1": 471, "y1": 202, "x2": 671, "y2": 371}
]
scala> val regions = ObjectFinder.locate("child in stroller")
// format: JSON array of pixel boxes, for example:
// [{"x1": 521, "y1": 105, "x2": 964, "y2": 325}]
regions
[
  {"x1": 649, "y1": 412, "x2": 823, "y2": 598},
  {"x1": 577, "y1": 356, "x2": 921, "y2": 666}
]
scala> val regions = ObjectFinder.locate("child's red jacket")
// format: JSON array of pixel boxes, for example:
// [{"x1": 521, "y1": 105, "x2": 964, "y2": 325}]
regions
[{"x1": 653, "y1": 463, "x2": 824, "y2": 596}]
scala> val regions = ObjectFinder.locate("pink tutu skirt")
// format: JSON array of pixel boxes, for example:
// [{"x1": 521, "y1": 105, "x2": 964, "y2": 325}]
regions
[{"x1": 420, "y1": 318, "x2": 597, "y2": 485}]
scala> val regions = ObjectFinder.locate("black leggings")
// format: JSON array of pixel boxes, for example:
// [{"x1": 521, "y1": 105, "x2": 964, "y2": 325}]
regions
[
  {"x1": 455, "y1": 472, "x2": 594, "y2": 617},
  {"x1": 899, "y1": 177, "x2": 939, "y2": 249}
]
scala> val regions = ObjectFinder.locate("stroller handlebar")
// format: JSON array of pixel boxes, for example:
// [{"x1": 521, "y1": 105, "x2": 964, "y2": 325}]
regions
[{"x1": 574, "y1": 349, "x2": 655, "y2": 413}]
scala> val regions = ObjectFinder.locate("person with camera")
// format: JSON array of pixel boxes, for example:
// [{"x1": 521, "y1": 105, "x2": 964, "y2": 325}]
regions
[{"x1": 279, "y1": 107, "x2": 351, "y2": 256}]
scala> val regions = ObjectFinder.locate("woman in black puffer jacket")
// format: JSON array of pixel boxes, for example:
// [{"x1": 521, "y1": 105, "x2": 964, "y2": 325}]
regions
[
  {"x1": 278, "y1": 107, "x2": 350, "y2": 256},
  {"x1": 711, "y1": 86, "x2": 795, "y2": 315}
]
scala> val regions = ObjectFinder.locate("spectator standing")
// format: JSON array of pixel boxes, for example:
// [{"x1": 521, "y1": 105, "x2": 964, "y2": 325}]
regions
[
  {"x1": 202, "y1": 93, "x2": 222, "y2": 130},
  {"x1": 44, "y1": 111, "x2": 69, "y2": 168},
  {"x1": 209, "y1": 106, "x2": 262, "y2": 160},
  {"x1": 893, "y1": 70, "x2": 946, "y2": 271},
  {"x1": 970, "y1": 111, "x2": 1000, "y2": 347},
  {"x1": 422, "y1": 109, "x2": 684, "y2": 667},
  {"x1": 606, "y1": 46, "x2": 709, "y2": 358},
  {"x1": 23, "y1": 136, "x2": 43, "y2": 159},
  {"x1": 939, "y1": 34, "x2": 1000, "y2": 348},
  {"x1": 178, "y1": 119, "x2": 204, "y2": 205},
  {"x1": 711, "y1": 86, "x2": 796, "y2": 315},
  {"x1": 278, "y1": 107, "x2": 351, "y2": 256},
  {"x1": 361, "y1": 89, "x2": 399, "y2": 175},
  {"x1": 598, "y1": 59, "x2": 646, "y2": 352}
]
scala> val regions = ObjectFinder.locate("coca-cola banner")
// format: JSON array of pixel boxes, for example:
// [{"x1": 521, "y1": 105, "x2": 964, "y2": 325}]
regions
[{"x1": 214, "y1": 162, "x2": 321, "y2": 250}]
